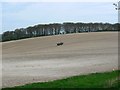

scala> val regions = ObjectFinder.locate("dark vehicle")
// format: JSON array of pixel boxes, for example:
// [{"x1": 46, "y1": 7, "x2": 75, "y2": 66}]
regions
[{"x1": 57, "y1": 42, "x2": 63, "y2": 46}]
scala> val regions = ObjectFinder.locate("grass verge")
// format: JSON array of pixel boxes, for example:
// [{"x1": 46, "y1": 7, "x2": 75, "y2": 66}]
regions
[{"x1": 2, "y1": 70, "x2": 119, "y2": 89}]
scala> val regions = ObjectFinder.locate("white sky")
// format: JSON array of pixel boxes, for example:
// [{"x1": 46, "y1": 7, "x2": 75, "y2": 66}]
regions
[
  {"x1": 0, "y1": 0, "x2": 119, "y2": 34},
  {"x1": 0, "y1": 0, "x2": 119, "y2": 2}
]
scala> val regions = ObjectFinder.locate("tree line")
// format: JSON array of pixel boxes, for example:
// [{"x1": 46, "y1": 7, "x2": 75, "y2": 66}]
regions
[{"x1": 1, "y1": 22, "x2": 120, "y2": 42}]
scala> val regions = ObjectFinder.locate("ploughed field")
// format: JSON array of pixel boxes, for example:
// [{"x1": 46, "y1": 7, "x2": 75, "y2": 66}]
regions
[{"x1": 2, "y1": 32, "x2": 118, "y2": 88}]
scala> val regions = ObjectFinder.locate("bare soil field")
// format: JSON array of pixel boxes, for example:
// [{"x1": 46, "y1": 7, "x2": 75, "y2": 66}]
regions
[{"x1": 2, "y1": 32, "x2": 118, "y2": 88}]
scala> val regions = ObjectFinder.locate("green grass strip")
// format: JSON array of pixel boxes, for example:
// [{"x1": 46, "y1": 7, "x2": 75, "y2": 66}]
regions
[{"x1": 3, "y1": 70, "x2": 120, "y2": 89}]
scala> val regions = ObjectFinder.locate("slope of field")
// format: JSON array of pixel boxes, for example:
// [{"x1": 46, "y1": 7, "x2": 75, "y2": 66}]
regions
[{"x1": 2, "y1": 32, "x2": 118, "y2": 88}]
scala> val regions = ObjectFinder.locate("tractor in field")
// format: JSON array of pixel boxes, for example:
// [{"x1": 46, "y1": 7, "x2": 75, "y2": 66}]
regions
[{"x1": 57, "y1": 42, "x2": 64, "y2": 46}]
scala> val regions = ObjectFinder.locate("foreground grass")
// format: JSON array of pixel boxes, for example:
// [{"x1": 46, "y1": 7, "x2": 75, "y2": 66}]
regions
[{"x1": 3, "y1": 70, "x2": 119, "y2": 89}]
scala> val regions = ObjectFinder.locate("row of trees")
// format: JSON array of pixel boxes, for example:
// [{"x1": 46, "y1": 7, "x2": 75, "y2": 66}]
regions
[{"x1": 2, "y1": 22, "x2": 120, "y2": 42}]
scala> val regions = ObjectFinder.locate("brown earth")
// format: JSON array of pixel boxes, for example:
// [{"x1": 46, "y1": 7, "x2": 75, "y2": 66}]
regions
[{"x1": 2, "y1": 32, "x2": 118, "y2": 88}]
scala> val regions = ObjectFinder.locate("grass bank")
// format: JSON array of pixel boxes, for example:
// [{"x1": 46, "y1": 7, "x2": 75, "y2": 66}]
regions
[{"x1": 3, "y1": 70, "x2": 119, "y2": 89}]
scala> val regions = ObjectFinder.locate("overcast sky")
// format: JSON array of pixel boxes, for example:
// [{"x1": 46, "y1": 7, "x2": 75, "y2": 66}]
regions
[{"x1": 1, "y1": 2, "x2": 118, "y2": 33}]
